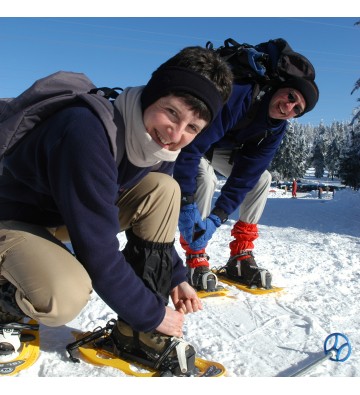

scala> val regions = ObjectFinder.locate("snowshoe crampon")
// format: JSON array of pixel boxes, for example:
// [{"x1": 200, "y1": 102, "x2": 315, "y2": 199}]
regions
[
  {"x1": 0, "y1": 319, "x2": 40, "y2": 376},
  {"x1": 66, "y1": 319, "x2": 225, "y2": 377}
]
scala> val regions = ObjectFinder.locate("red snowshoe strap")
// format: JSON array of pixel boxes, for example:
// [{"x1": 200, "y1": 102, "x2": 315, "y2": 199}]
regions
[{"x1": 186, "y1": 253, "x2": 210, "y2": 268}]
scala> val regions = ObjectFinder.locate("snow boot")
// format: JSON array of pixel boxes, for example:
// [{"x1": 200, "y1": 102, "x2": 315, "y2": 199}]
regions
[
  {"x1": 180, "y1": 235, "x2": 218, "y2": 292},
  {"x1": 218, "y1": 220, "x2": 272, "y2": 289},
  {"x1": 108, "y1": 319, "x2": 196, "y2": 376},
  {"x1": 0, "y1": 282, "x2": 27, "y2": 360},
  {"x1": 223, "y1": 251, "x2": 272, "y2": 289},
  {"x1": 0, "y1": 282, "x2": 25, "y2": 324},
  {"x1": 188, "y1": 266, "x2": 218, "y2": 292}
]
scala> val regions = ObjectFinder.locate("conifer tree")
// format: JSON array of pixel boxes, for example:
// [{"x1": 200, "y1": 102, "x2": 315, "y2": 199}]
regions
[{"x1": 338, "y1": 20, "x2": 360, "y2": 189}]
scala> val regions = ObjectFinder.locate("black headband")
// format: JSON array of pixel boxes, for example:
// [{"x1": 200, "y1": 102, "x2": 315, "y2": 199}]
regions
[
  {"x1": 280, "y1": 77, "x2": 319, "y2": 116},
  {"x1": 141, "y1": 66, "x2": 223, "y2": 122}
]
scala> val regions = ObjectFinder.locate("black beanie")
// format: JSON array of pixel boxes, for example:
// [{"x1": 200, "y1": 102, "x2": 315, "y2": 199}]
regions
[
  {"x1": 141, "y1": 66, "x2": 223, "y2": 122},
  {"x1": 280, "y1": 77, "x2": 319, "y2": 116}
]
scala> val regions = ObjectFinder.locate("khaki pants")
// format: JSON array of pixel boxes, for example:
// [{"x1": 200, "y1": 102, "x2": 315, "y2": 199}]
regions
[
  {"x1": 195, "y1": 150, "x2": 271, "y2": 223},
  {"x1": 0, "y1": 172, "x2": 180, "y2": 326}
]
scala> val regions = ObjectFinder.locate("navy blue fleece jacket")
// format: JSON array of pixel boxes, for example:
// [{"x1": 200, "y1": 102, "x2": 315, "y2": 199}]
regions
[
  {"x1": 173, "y1": 84, "x2": 288, "y2": 216},
  {"x1": 0, "y1": 105, "x2": 186, "y2": 332}
]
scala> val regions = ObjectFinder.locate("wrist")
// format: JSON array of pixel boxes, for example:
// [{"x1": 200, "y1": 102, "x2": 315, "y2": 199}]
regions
[
  {"x1": 181, "y1": 194, "x2": 195, "y2": 207},
  {"x1": 211, "y1": 207, "x2": 228, "y2": 224}
]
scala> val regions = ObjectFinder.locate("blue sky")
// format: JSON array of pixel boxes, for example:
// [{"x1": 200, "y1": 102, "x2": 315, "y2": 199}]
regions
[{"x1": 0, "y1": 12, "x2": 359, "y2": 126}]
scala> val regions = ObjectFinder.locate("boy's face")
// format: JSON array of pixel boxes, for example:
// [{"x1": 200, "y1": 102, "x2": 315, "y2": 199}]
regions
[
  {"x1": 268, "y1": 88, "x2": 306, "y2": 120},
  {"x1": 143, "y1": 95, "x2": 208, "y2": 151}
]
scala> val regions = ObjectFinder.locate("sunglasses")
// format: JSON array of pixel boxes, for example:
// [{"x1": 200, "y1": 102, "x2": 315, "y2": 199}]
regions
[{"x1": 288, "y1": 91, "x2": 304, "y2": 116}]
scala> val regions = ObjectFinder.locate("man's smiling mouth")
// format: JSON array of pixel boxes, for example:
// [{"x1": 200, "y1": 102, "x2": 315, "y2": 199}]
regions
[{"x1": 278, "y1": 104, "x2": 287, "y2": 116}]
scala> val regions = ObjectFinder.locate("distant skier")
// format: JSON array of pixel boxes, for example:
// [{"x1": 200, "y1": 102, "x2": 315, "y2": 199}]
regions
[
  {"x1": 318, "y1": 186, "x2": 323, "y2": 199},
  {"x1": 292, "y1": 179, "x2": 298, "y2": 198}
]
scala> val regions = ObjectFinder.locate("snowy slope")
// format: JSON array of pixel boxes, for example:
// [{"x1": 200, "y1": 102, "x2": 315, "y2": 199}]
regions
[{"x1": 8, "y1": 186, "x2": 360, "y2": 386}]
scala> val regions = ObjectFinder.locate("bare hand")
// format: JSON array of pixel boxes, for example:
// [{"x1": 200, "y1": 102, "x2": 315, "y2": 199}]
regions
[
  {"x1": 170, "y1": 281, "x2": 203, "y2": 314},
  {"x1": 155, "y1": 306, "x2": 185, "y2": 337}
]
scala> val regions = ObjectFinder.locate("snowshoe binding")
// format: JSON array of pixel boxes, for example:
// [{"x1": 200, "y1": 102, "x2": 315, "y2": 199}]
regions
[
  {"x1": 0, "y1": 322, "x2": 22, "y2": 361},
  {"x1": 109, "y1": 319, "x2": 196, "y2": 376},
  {"x1": 181, "y1": 241, "x2": 225, "y2": 295},
  {"x1": 0, "y1": 320, "x2": 40, "y2": 376},
  {"x1": 0, "y1": 282, "x2": 37, "y2": 364},
  {"x1": 217, "y1": 252, "x2": 272, "y2": 290},
  {"x1": 67, "y1": 318, "x2": 198, "y2": 377},
  {"x1": 0, "y1": 322, "x2": 39, "y2": 361},
  {"x1": 189, "y1": 265, "x2": 219, "y2": 292}
]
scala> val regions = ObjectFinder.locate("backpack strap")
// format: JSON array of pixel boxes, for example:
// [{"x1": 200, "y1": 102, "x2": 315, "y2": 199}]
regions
[
  {"x1": 229, "y1": 82, "x2": 274, "y2": 134},
  {"x1": 89, "y1": 87, "x2": 123, "y2": 100}
]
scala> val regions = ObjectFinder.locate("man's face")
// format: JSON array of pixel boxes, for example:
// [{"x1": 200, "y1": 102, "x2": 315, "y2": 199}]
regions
[
  {"x1": 268, "y1": 88, "x2": 306, "y2": 120},
  {"x1": 143, "y1": 95, "x2": 208, "y2": 151}
]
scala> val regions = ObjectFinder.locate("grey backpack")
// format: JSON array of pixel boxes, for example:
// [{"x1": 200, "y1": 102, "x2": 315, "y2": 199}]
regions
[{"x1": 0, "y1": 71, "x2": 123, "y2": 167}]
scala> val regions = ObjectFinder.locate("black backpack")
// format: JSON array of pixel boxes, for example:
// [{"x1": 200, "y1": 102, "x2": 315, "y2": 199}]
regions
[
  {"x1": 0, "y1": 71, "x2": 122, "y2": 168},
  {"x1": 206, "y1": 38, "x2": 316, "y2": 129}
]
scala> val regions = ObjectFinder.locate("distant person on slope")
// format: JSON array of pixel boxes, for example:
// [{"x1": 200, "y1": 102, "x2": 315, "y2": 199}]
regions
[
  {"x1": 0, "y1": 46, "x2": 233, "y2": 375},
  {"x1": 173, "y1": 46, "x2": 319, "y2": 292},
  {"x1": 292, "y1": 179, "x2": 298, "y2": 198}
]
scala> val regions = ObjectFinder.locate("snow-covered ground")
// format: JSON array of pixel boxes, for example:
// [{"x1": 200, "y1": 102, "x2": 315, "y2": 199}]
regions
[{"x1": 7, "y1": 184, "x2": 360, "y2": 390}]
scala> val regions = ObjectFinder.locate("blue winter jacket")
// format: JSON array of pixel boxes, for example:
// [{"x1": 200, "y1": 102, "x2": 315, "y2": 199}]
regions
[
  {"x1": 0, "y1": 104, "x2": 186, "y2": 332},
  {"x1": 173, "y1": 84, "x2": 288, "y2": 216}
]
